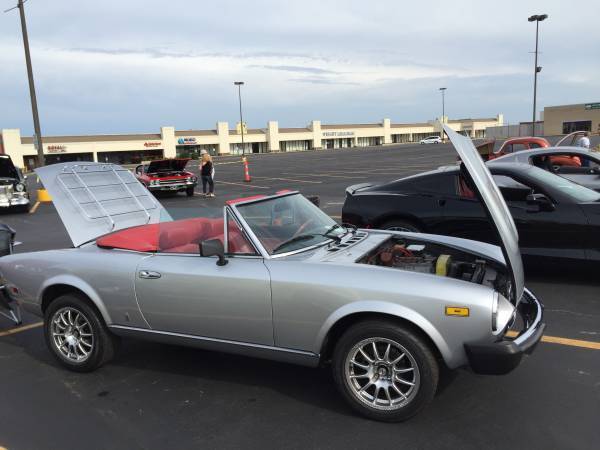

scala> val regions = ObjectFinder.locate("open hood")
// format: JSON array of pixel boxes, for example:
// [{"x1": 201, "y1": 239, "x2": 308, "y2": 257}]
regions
[
  {"x1": 36, "y1": 162, "x2": 169, "y2": 247},
  {"x1": 146, "y1": 158, "x2": 190, "y2": 174},
  {"x1": 443, "y1": 125, "x2": 524, "y2": 304},
  {"x1": 0, "y1": 155, "x2": 19, "y2": 179}
]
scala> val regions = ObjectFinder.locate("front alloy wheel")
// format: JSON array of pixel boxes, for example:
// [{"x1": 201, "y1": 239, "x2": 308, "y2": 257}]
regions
[
  {"x1": 332, "y1": 320, "x2": 438, "y2": 422},
  {"x1": 345, "y1": 337, "x2": 420, "y2": 410}
]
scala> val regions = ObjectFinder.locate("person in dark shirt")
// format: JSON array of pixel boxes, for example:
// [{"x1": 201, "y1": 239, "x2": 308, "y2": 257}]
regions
[{"x1": 200, "y1": 150, "x2": 215, "y2": 197}]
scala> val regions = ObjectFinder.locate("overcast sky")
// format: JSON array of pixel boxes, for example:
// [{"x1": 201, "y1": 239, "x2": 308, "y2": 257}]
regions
[{"x1": 1, "y1": 0, "x2": 599, "y2": 136}]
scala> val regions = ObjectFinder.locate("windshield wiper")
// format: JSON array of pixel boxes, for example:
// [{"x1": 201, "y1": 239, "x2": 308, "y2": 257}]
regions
[{"x1": 272, "y1": 234, "x2": 323, "y2": 254}]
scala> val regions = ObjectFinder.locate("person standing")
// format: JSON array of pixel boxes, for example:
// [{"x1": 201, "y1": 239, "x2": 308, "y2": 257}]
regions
[
  {"x1": 577, "y1": 131, "x2": 591, "y2": 149},
  {"x1": 200, "y1": 150, "x2": 215, "y2": 197}
]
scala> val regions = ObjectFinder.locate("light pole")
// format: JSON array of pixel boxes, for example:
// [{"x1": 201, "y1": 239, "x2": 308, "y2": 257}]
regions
[
  {"x1": 5, "y1": 0, "x2": 45, "y2": 168},
  {"x1": 439, "y1": 87, "x2": 447, "y2": 141},
  {"x1": 528, "y1": 14, "x2": 548, "y2": 137},
  {"x1": 234, "y1": 81, "x2": 245, "y2": 156}
]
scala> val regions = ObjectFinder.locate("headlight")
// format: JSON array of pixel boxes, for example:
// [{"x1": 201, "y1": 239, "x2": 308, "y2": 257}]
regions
[
  {"x1": 187, "y1": 176, "x2": 197, "y2": 182},
  {"x1": 15, "y1": 183, "x2": 25, "y2": 192},
  {"x1": 492, "y1": 292, "x2": 515, "y2": 334}
]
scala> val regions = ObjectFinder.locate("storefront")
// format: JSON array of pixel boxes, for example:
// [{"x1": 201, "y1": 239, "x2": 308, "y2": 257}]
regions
[
  {"x1": 176, "y1": 137, "x2": 218, "y2": 159},
  {"x1": 323, "y1": 138, "x2": 354, "y2": 149},
  {"x1": 356, "y1": 137, "x2": 382, "y2": 147},
  {"x1": 23, "y1": 151, "x2": 94, "y2": 171},
  {"x1": 392, "y1": 134, "x2": 412, "y2": 143},
  {"x1": 230, "y1": 142, "x2": 266, "y2": 155},
  {"x1": 96, "y1": 149, "x2": 163, "y2": 165},
  {"x1": 280, "y1": 140, "x2": 312, "y2": 152}
]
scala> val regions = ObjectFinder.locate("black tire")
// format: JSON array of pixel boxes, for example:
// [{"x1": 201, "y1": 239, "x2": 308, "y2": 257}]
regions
[
  {"x1": 44, "y1": 294, "x2": 119, "y2": 373},
  {"x1": 15, "y1": 204, "x2": 30, "y2": 214},
  {"x1": 186, "y1": 186, "x2": 195, "y2": 197},
  {"x1": 380, "y1": 218, "x2": 421, "y2": 233},
  {"x1": 332, "y1": 320, "x2": 439, "y2": 422}
]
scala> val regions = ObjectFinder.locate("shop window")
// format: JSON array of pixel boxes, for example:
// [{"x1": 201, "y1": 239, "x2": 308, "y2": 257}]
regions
[{"x1": 562, "y1": 121, "x2": 591, "y2": 134}]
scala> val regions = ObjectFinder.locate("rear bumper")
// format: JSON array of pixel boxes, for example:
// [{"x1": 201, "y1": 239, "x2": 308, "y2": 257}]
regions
[{"x1": 465, "y1": 288, "x2": 545, "y2": 375}]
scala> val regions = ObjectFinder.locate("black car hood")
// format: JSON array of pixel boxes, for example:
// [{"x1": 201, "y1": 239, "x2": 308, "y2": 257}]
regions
[{"x1": 0, "y1": 156, "x2": 19, "y2": 179}]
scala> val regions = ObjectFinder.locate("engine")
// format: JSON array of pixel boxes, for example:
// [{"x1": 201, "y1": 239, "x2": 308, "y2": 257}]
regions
[{"x1": 358, "y1": 237, "x2": 510, "y2": 295}]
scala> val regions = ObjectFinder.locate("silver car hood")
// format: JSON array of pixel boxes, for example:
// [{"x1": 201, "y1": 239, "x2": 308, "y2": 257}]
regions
[
  {"x1": 36, "y1": 162, "x2": 169, "y2": 247},
  {"x1": 444, "y1": 125, "x2": 524, "y2": 304}
]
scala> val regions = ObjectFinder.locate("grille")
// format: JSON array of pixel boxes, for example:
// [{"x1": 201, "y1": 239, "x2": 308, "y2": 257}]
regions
[
  {"x1": 0, "y1": 185, "x2": 13, "y2": 198},
  {"x1": 158, "y1": 179, "x2": 187, "y2": 185}
]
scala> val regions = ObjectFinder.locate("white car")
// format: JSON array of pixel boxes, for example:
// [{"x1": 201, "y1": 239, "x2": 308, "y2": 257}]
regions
[{"x1": 420, "y1": 136, "x2": 442, "y2": 144}]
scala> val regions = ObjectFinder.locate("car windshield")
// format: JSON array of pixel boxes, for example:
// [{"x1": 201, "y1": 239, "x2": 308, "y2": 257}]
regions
[
  {"x1": 235, "y1": 194, "x2": 346, "y2": 255},
  {"x1": 526, "y1": 165, "x2": 600, "y2": 202}
]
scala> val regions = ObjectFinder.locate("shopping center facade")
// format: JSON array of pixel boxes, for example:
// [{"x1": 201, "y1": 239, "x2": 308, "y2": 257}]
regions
[{"x1": 0, "y1": 116, "x2": 503, "y2": 170}]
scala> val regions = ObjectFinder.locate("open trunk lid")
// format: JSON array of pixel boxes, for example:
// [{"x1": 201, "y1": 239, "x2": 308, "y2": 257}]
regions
[
  {"x1": 443, "y1": 125, "x2": 524, "y2": 304},
  {"x1": 36, "y1": 162, "x2": 169, "y2": 247}
]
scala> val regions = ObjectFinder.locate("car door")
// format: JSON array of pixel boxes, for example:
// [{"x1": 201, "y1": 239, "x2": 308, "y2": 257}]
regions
[
  {"x1": 552, "y1": 154, "x2": 600, "y2": 192},
  {"x1": 437, "y1": 173, "x2": 494, "y2": 243},
  {"x1": 134, "y1": 219, "x2": 273, "y2": 345},
  {"x1": 491, "y1": 173, "x2": 587, "y2": 260}
]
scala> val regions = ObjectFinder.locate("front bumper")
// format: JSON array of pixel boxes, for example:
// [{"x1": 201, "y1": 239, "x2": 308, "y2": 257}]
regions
[
  {"x1": 465, "y1": 288, "x2": 545, "y2": 375},
  {"x1": 0, "y1": 194, "x2": 29, "y2": 208},
  {"x1": 148, "y1": 182, "x2": 196, "y2": 191}
]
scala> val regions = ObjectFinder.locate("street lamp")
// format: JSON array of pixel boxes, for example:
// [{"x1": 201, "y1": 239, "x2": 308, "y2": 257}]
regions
[
  {"x1": 439, "y1": 87, "x2": 447, "y2": 141},
  {"x1": 5, "y1": 0, "x2": 45, "y2": 168},
  {"x1": 528, "y1": 13, "x2": 548, "y2": 136},
  {"x1": 234, "y1": 81, "x2": 245, "y2": 156}
]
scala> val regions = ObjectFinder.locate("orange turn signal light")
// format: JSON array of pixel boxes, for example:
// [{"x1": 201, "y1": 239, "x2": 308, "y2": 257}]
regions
[{"x1": 445, "y1": 306, "x2": 469, "y2": 317}]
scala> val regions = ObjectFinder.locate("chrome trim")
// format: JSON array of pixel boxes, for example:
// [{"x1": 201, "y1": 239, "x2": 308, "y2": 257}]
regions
[
  {"x1": 512, "y1": 288, "x2": 544, "y2": 346},
  {"x1": 108, "y1": 324, "x2": 318, "y2": 357}
]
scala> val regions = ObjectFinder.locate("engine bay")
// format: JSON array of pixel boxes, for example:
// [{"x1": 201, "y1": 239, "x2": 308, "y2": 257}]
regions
[{"x1": 358, "y1": 237, "x2": 511, "y2": 297}]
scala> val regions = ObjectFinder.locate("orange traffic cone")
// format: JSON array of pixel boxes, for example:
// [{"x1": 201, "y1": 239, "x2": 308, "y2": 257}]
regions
[{"x1": 242, "y1": 156, "x2": 251, "y2": 182}]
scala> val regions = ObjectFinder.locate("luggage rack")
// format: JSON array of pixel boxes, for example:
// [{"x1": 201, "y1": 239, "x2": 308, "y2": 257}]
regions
[{"x1": 56, "y1": 163, "x2": 160, "y2": 231}]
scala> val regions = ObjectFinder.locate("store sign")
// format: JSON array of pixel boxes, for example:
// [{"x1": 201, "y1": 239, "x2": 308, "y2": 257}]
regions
[
  {"x1": 177, "y1": 137, "x2": 197, "y2": 145},
  {"x1": 144, "y1": 142, "x2": 162, "y2": 147},
  {"x1": 47, "y1": 145, "x2": 67, "y2": 153},
  {"x1": 584, "y1": 103, "x2": 600, "y2": 110},
  {"x1": 323, "y1": 131, "x2": 355, "y2": 137}
]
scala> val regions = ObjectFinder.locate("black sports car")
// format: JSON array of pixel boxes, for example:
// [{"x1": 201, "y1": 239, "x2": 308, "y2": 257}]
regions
[{"x1": 342, "y1": 162, "x2": 600, "y2": 263}]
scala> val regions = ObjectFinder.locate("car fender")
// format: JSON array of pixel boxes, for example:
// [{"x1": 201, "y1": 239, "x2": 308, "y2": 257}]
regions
[
  {"x1": 314, "y1": 300, "x2": 452, "y2": 362},
  {"x1": 38, "y1": 274, "x2": 112, "y2": 325}
]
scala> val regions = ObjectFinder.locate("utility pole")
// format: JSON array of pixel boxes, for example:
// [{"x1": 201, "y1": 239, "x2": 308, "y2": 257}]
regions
[
  {"x1": 528, "y1": 14, "x2": 548, "y2": 137},
  {"x1": 5, "y1": 0, "x2": 45, "y2": 167},
  {"x1": 234, "y1": 81, "x2": 245, "y2": 156},
  {"x1": 439, "y1": 87, "x2": 447, "y2": 141}
]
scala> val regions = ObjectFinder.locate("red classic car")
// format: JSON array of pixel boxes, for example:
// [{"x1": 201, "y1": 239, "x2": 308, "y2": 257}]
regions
[
  {"x1": 135, "y1": 159, "x2": 198, "y2": 196},
  {"x1": 475, "y1": 136, "x2": 550, "y2": 161}
]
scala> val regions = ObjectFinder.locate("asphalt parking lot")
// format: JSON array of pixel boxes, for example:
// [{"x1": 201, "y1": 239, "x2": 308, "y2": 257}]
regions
[{"x1": 1, "y1": 142, "x2": 599, "y2": 450}]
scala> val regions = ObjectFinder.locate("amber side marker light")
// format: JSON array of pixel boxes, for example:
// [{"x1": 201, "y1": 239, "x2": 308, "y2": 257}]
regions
[{"x1": 445, "y1": 306, "x2": 470, "y2": 317}]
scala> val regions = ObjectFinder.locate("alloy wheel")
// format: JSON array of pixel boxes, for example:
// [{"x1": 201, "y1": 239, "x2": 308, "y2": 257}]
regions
[
  {"x1": 50, "y1": 307, "x2": 95, "y2": 363},
  {"x1": 344, "y1": 337, "x2": 420, "y2": 411}
]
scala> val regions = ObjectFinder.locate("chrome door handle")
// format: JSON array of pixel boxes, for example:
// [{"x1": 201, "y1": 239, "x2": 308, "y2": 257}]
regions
[{"x1": 139, "y1": 270, "x2": 161, "y2": 279}]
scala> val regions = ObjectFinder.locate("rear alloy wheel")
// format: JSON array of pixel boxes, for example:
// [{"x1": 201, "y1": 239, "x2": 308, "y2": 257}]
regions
[
  {"x1": 44, "y1": 294, "x2": 118, "y2": 372},
  {"x1": 332, "y1": 321, "x2": 438, "y2": 422},
  {"x1": 381, "y1": 219, "x2": 421, "y2": 233}
]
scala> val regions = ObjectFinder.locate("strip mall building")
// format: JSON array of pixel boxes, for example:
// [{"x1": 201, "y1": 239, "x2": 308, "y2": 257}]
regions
[{"x1": 0, "y1": 116, "x2": 503, "y2": 171}]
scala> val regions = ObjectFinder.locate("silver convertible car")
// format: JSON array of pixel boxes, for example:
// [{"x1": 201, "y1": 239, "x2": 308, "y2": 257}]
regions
[{"x1": 0, "y1": 126, "x2": 544, "y2": 422}]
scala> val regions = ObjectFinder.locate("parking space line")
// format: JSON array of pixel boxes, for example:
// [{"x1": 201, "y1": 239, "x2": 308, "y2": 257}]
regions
[
  {"x1": 216, "y1": 180, "x2": 270, "y2": 189},
  {"x1": 283, "y1": 172, "x2": 367, "y2": 179},
  {"x1": 0, "y1": 321, "x2": 43, "y2": 337},
  {"x1": 252, "y1": 176, "x2": 322, "y2": 184},
  {"x1": 506, "y1": 330, "x2": 600, "y2": 350},
  {"x1": 29, "y1": 201, "x2": 41, "y2": 214}
]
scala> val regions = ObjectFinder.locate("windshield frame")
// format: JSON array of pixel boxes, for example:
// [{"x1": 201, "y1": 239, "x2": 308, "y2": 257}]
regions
[{"x1": 228, "y1": 191, "x2": 342, "y2": 259}]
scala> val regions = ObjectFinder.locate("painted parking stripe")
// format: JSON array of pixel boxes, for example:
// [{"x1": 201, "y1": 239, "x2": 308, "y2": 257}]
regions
[
  {"x1": 505, "y1": 330, "x2": 600, "y2": 350},
  {"x1": 251, "y1": 176, "x2": 322, "y2": 184},
  {"x1": 29, "y1": 201, "x2": 41, "y2": 214},
  {"x1": 215, "y1": 180, "x2": 270, "y2": 189},
  {"x1": 0, "y1": 321, "x2": 43, "y2": 337}
]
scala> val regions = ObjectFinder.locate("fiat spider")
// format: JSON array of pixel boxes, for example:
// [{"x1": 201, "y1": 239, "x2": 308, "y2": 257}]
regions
[{"x1": 0, "y1": 126, "x2": 544, "y2": 422}]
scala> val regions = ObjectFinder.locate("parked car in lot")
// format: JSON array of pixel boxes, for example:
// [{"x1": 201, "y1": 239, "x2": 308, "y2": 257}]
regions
[
  {"x1": 0, "y1": 127, "x2": 544, "y2": 422},
  {"x1": 0, "y1": 155, "x2": 30, "y2": 213},
  {"x1": 343, "y1": 159, "x2": 600, "y2": 264},
  {"x1": 490, "y1": 147, "x2": 600, "y2": 192},
  {"x1": 419, "y1": 136, "x2": 442, "y2": 144},
  {"x1": 476, "y1": 136, "x2": 549, "y2": 161},
  {"x1": 134, "y1": 158, "x2": 197, "y2": 196}
]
